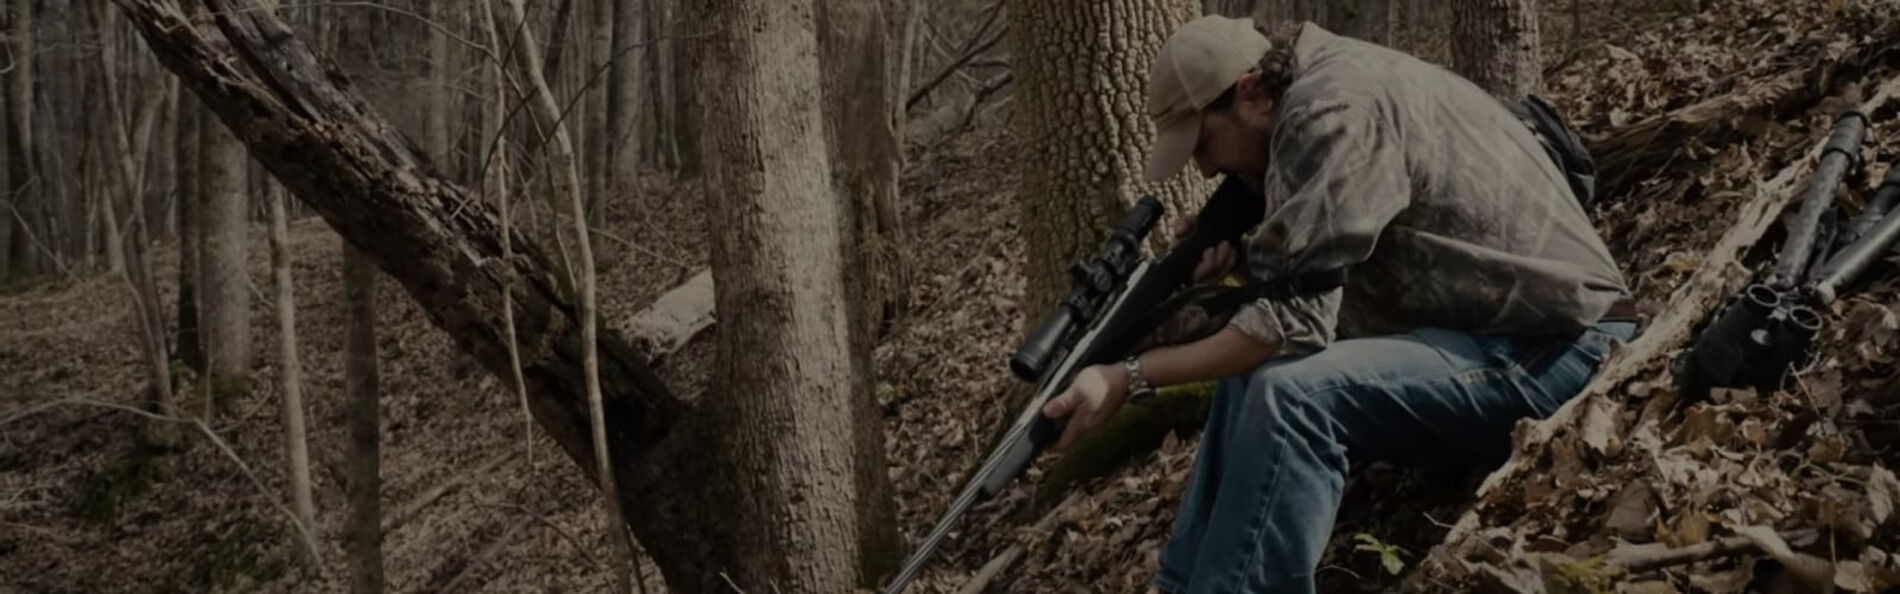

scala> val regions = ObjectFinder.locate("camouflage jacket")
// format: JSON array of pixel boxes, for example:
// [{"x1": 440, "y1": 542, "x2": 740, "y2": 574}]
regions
[{"x1": 1223, "y1": 23, "x2": 1628, "y2": 354}]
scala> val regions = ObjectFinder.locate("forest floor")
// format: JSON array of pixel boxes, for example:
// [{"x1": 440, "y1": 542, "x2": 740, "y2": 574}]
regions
[{"x1": 7, "y1": 0, "x2": 1900, "y2": 593}]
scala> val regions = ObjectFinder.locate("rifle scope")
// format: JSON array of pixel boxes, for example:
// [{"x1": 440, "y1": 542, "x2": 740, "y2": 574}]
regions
[{"x1": 1010, "y1": 197, "x2": 1164, "y2": 381}]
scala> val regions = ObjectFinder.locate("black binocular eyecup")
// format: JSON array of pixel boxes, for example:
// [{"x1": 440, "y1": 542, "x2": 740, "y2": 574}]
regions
[{"x1": 1677, "y1": 284, "x2": 1827, "y2": 400}]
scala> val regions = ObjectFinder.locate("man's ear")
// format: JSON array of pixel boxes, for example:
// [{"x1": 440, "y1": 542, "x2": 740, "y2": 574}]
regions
[
  {"x1": 1234, "y1": 70, "x2": 1274, "y2": 119},
  {"x1": 1234, "y1": 70, "x2": 1263, "y2": 98}
]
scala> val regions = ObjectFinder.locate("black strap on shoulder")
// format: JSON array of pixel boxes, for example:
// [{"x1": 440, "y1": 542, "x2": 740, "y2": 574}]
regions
[
  {"x1": 1509, "y1": 94, "x2": 1598, "y2": 207},
  {"x1": 1202, "y1": 268, "x2": 1350, "y2": 312}
]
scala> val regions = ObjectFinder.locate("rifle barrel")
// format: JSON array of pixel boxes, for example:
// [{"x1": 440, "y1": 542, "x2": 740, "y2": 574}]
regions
[
  {"x1": 1772, "y1": 111, "x2": 1867, "y2": 288},
  {"x1": 1815, "y1": 193, "x2": 1900, "y2": 302},
  {"x1": 1850, "y1": 166, "x2": 1900, "y2": 240}
]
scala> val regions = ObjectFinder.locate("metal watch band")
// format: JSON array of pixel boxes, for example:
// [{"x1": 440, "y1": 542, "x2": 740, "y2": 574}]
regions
[{"x1": 1124, "y1": 356, "x2": 1156, "y2": 404}]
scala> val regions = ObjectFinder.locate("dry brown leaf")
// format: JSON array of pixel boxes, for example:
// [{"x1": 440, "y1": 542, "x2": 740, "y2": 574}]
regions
[
  {"x1": 1606, "y1": 481, "x2": 1658, "y2": 542},
  {"x1": 1870, "y1": 466, "x2": 1900, "y2": 526},
  {"x1": 1835, "y1": 561, "x2": 1875, "y2": 592},
  {"x1": 1580, "y1": 395, "x2": 1624, "y2": 458}
]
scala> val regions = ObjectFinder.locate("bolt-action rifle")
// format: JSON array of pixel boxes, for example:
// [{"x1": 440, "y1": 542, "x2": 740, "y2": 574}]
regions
[
  {"x1": 879, "y1": 179, "x2": 1345, "y2": 593},
  {"x1": 1678, "y1": 110, "x2": 1900, "y2": 398}
]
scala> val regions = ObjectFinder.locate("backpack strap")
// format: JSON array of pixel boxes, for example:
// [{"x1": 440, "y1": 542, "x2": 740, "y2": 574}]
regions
[{"x1": 1509, "y1": 94, "x2": 1598, "y2": 207}]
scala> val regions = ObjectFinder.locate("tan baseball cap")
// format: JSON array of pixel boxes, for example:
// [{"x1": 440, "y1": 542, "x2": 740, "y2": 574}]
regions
[{"x1": 1144, "y1": 15, "x2": 1272, "y2": 181}]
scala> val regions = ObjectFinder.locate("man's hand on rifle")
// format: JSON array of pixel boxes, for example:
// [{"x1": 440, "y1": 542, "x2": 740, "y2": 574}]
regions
[
  {"x1": 1040, "y1": 363, "x2": 1130, "y2": 452},
  {"x1": 1174, "y1": 216, "x2": 1239, "y2": 284}
]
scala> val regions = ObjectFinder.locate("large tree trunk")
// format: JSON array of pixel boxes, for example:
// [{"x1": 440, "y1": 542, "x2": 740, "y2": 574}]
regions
[
  {"x1": 148, "y1": 80, "x2": 179, "y2": 243},
  {"x1": 424, "y1": 1, "x2": 454, "y2": 171},
  {"x1": 686, "y1": 0, "x2": 887, "y2": 589},
  {"x1": 607, "y1": 0, "x2": 642, "y2": 197},
  {"x1": 1327, "y1": 0, "x2": 1392, "y2": 45},
  {"x1": 266, "y1": 180, "x2": 319, "y2": 562},
  {"x1": 1009, "y1": 0, "x2": 1205, "y2": 307},
  {"x1": 641, "y1": 0, "x2": 674, "y2": 169},
  {"x1": 0, "y1": 57, "x2": 9, "y2": 281},
  {"x1": 1252, "y1": 0, "x2": 1391, "y2": 45},
  {"x1": 6, "y1": 0, "x2": 37, "y2": 279},
  {"x1": 816, "y1": 0, "x2": 902, "y2": 582},
  {"x1": 198, "y1": 99, "x2": 251, "y2": 407},
  {"x1": 1204, "y1": 0, "x2": 1253, "y2": 16},
  {"x1": 668, "y1": 1, "x2": 699, "y2": 177},
  {"x1": 586, "y1": 0, "x2": 612, "y2": 223},
  {"x1": 175, "y1": 98, "x2": 206, "y2": 373},
  {"x1": 478, "y1": 0, "x2": 509, "y2": 209},
  {"x1": 342, "y1": 243, "x2": 383, "y2": 594},
  {"x1": 1451, "y1": 0, "x2": 1540, "y2": 100}
]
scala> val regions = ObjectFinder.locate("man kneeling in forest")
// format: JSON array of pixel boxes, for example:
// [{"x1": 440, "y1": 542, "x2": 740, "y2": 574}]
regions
[{"x1": 1035, "y1": 16, "x2": 1640, "y2": 594}]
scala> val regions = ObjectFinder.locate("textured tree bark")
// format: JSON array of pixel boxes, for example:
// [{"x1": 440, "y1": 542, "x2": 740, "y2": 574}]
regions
[
  {"x1": 148, "y1": 81, "x2": 179, "y2": 243},
  {"x1": 890, "y1": 0, "x2": 921, "y2": 127},
  {"x1": 477, "y1": 0, "x2": 508, "y2": 210},
  {"x1": 586, "y1": 0, "x2": 613, "y2": 222},
  {"x1": 686, "y1": 0, "x2": 888, "y2": 589},
  {"x1": 266, "y1": 180, "x2": 319, "y2": 563},
  {"x1": 1008, "y1": 0, "x2": 1206, "y2": 307},
  {"x1": 639, "y1": 0, "x2": 671, "y2": 169},
  {"x1": 199, "y1": 98, "x2": 252, "y2": 407},
  {"x1": 1203, "y1": 0, "x2": 1255, "y2": 16},
  {"x1": 1252, "y1": 0, "x2": 1391, "y2": 45},
  {"x1": 816, "y1": 0, "x2": 902, "y2": 582},
  {"x1": 342, "y1": 240, "x2": 384, "y2": 593},
  {"x1": 668, "y1": 0, "x2": 699, "y2": 177},
  {"x1": 1451, "y1": 0, "x2": 1540, "y2": 100},
  {"x1": 607, "y1": 0, "x2": 643, "y2": 196},
  {"x1": 1329, "y1": 0, "x2": 1392, "y2": 45},
  {"x1": 175, "y1": 97, "x2": 206, "y2": 373},
  {"x1": 424, "y1": 1, "x2": 454, "y2": 172},
  {"x1": 6, "y1": 0, "x2": 37, "y2": 278},
  {"x1": 0, "y1": 62, "x2": 8, "y2": 280}
]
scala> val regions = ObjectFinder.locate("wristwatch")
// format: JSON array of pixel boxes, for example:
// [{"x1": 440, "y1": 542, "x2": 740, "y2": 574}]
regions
[{"x1": 1123, "y1": 356, "x2": 1157, "y2": 406}]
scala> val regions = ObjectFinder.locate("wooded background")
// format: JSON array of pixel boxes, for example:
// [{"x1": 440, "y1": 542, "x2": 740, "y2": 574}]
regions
[{"x1": 5, "y1": 0, "x2": 1900, "y2": 593}]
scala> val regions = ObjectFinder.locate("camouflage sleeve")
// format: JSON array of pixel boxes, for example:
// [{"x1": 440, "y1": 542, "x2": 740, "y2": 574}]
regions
[
  {"x1": 1225, "y1": 288, "x2": 1341, "y2": 355},
  {"x1": 1230, "y1": 91, "x2": 1409, "y2": 353}
]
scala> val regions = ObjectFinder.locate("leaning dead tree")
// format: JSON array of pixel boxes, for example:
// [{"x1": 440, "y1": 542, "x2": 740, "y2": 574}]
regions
[{"x1": 111, "y1": 1, "x2": 805, "y2": 591}]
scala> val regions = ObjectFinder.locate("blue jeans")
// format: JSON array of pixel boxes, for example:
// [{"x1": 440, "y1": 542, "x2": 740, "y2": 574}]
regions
[{"x1": 1153, "y1": 321, "x2": 1637, "y2": 594}]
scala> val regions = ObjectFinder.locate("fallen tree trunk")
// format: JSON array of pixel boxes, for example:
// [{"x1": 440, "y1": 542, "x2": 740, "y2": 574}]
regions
[
  {"x1": 1415, "y1": 76, "x2": 1900, "y2": 588},
  {"x1": 622, "y1": 269, "x2": 714, "y2": 363},
  {"x1": 1587, "y1": 26, "x2": 1899, "y2": 197},
  {"x1": 110, "y1": 2, "x2": 751, "y2": 590}
]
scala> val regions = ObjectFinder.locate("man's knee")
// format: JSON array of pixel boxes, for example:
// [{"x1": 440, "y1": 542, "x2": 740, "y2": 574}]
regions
[{"x1": 1235, "y1": 362, "x2": 1342, "y2": 430}]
